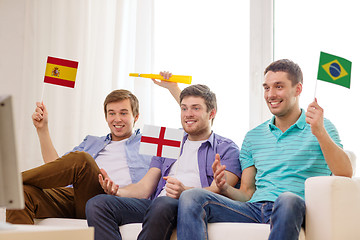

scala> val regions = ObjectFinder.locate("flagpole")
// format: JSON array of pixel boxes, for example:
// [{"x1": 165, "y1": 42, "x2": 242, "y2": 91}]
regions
[
  {"x1": 41, "y1": 83, "x2": 46, "y2": 102},
  {"x1": 313, "y1": 79, "x2": 318, "y2": 100}
]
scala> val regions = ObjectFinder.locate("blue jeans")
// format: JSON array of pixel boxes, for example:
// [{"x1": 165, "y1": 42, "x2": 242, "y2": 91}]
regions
[
  {"x1": 85, "y1": 194, "x2": 178, "y2": 240},
  {"x1": 177, "y1": 189, "x2": 305, "y2": 240}
]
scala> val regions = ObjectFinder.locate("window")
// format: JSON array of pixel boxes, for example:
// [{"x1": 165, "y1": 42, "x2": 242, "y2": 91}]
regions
[
  {"x1": 275, "y1": 0, "x2": 360, "y2": 175},
  {"x1": 152, "y1": 0, "x2": 250, "y2": 147}
]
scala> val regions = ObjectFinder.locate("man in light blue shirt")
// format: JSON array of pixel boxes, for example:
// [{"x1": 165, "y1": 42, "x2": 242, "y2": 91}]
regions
[
  {"x1": 176, "y1": 59, "x2": 353, "y2": 240},
  {"x1": 6, "y1": 89, "x2": 152, "y2": 224}
]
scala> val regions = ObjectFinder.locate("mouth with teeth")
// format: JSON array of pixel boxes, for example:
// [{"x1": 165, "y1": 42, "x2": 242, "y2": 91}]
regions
[
  {"x1": 269, "y1": 100, "x2": 282, "y2": 108},
  {"x1": 114, "y1": 125, "x2": 125, "y2": 130},
  {"x1": 184, "y1": 119, "x2": 197, "y2": 126}
]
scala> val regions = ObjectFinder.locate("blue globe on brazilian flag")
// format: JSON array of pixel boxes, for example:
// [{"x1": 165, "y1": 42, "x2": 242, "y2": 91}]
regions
[{"x1": 317, "y1": 52, "x2": 352, "y2": 89}]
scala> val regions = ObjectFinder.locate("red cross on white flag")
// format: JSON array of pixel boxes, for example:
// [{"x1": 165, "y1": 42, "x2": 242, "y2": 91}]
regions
[{"x1": 139, "y1": 125, "x2": 184, "y2": 159}]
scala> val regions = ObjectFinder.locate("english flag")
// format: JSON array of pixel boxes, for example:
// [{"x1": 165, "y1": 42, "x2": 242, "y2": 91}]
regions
[
  {"x1": 44, "y1": 56, "x2": 78, "y2": 88},
  {"x1": 140, "y1": 125, "x2": 184, "y2": 159}
]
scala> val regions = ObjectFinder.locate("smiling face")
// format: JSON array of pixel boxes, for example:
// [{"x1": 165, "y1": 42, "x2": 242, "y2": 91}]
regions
[
  {"x1": 180, "y1": 96, "x2": 215, "y2": 141},
  {"x1": 263, "y1": 71, "x2": 302, "y2": 119},
  {"x1": 105, "y1": 99, "x2": 138, "y2": 141}
]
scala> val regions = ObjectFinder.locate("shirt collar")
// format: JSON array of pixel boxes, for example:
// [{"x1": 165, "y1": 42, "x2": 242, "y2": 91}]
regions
[
  {"x1": 269, "y1": 109, "x2": 306, "y2": 130},
  {"x1": 182, "y1": 131, "x2": 215, "y2": 148},
  {"x1": 106, "y1": 129, "x2": 140, "y2": 142}
]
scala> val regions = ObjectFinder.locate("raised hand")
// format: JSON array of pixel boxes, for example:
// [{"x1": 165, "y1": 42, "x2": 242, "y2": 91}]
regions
[
  {"x1": 152, "y1": 71, "x2": 178, "y2": 88},
  {"x1": 305, "y1": 98, "x2": 325, "y2": 137},
  {"x1": 212, "y1": 153, "x2": 228, "y2": 192},
  {"x1": 152, "y1": 71, "x2": 181, "y2": 104},
  {"x1": 32, "y1": 102, "x2": 48, "y2": 129}
]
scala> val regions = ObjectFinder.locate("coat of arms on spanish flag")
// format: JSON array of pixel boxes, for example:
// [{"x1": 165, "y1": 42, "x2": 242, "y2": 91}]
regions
[{"x1": 44, "y1": 56, "x2": 78, "y2": 88}]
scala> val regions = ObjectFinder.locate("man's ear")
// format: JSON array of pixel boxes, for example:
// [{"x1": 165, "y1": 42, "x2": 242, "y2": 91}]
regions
[
  {"x1": 209, "y1": 108, "x2": 216, "y2": 120},
  {"x1": 134, "y1": 114, "x2": 139, "y2": 124},
  {"x1": 296, "y1": 82, "x2": 303, "y2": 96}
]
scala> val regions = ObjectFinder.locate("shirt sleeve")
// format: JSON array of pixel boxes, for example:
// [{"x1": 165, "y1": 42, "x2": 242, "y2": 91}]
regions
[
  {"x1": 239, "y1": 135, "x2": 254, "y2": 171},
  {"x1": 218, "y1": 141, "x2": 241, "y2": 178},
  {"x1": 149, "y1": 156, "x2": 164, "y2": 170},
  {"x1": 324, "y1": 118, "x2": 343, "y2": 148}
]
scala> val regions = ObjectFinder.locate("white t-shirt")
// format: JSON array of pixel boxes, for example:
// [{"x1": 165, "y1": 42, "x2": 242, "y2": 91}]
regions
[
  {"x1": 159, "y1": 139, "x2": 205, "y2": 197},
  {"x1": 95, "y1": 138, "x2": 132, "y2": 187}
]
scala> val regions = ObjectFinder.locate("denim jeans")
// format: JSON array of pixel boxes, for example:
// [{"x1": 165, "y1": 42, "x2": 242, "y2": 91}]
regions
[
  {"x1": 86, "y1": 194, "x2": 151, "y2": 240},
  {"x1": 177, "y1": 189, "x2": 305, "y2": 240},
  {"x1": 86, "y1": 195, "x2": 179, "y2": 240},
  {"x1": 137, "y1": 196, "x2": 179, "y2": 240}
]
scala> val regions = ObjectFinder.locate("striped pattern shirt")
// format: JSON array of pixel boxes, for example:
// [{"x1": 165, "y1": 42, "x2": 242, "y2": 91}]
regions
[{"x1": 240, "y1": 109, "x2": 342, "y2": 202}]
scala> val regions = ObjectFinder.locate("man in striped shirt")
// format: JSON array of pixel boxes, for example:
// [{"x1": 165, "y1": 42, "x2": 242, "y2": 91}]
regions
[{"x1": 176, "y1": 59, "x2": 353, "y2": 240}]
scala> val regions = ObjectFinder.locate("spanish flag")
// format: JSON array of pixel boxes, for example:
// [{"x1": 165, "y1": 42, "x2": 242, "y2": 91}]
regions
[
  {"x1": 44, "y1": 56, "x2": 78, "y2": 88},
  {"x1": 317, "y1": 52, "x2": 351, "y2": 89}
]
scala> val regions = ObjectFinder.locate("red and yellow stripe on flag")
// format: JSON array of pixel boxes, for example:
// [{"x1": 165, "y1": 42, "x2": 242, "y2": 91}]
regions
[{"x1": 44, "y1": 56, "x2": 78, "y2": 88}]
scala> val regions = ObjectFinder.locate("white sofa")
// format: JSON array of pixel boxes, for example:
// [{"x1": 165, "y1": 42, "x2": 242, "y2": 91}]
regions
[
  {"x1": 3, "y1": 152, "x2": 358, "y2": 240},
  {"x1": 33, "y1": 176, "x2": 359, "y2": 240}
]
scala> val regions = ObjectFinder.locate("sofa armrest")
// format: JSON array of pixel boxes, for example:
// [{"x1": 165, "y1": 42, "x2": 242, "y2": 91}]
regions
[{"x1": 305, "y1": 176, "x2": 360, "y2": 240}]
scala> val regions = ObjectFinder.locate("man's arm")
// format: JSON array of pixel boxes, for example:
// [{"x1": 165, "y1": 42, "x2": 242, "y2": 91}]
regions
[
  {"x1": 152, "y1": 71, "x2": 181, "y2": 105},
  {"x1": 99, "y1": 168, "x2": 162, "y2": 199},
  {"x1": 32, "y1": 102, "x2": 59, "y2": 163},
  {"x1": 205, "y1": 170, "x2": 239, "y2": 194},
  {"x1": 211, "y1": 154, "x2": 256, "y2": 201},
  {"x1": 306, "y1": 99, "x2": 352, "y2": 177}
]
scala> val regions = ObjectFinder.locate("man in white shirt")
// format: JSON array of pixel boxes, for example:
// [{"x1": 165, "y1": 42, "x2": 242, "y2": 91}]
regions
[{"x1": 86, "y1": 84, "x2": 241, "y2": 240}]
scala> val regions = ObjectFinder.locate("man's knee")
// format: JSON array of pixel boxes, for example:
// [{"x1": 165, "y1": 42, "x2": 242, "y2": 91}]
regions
[
  {"x1": 23, "y1": 184, "x2": 43, "y2": 201},
  {"x1": 85, "y1": 194, "x2": 112, "y2": 219},
  {"x1": 149, "y1": 197, "x2": 178, "y2": 216},
  {"x1": 181, "y1": 188, "x2": 208, "y2": 199},
  {"x1": 179, "y1": 188, "x2": 209, "y2": 210},
  {"x1": 274, "y1": 192, "x2": 305, "y2": 214},
  {"x1": 67, "y1": 151, "x2": 94, "y2": 165}
]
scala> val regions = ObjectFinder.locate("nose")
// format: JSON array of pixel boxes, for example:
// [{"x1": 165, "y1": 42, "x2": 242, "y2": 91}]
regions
[
  {"x1": 114, "y1": 114, "x2": 123, "y2": 122},
  {"x1": 267, "y1": 87, "x2": 276, "y2": 99},
  {"x1": 182, "y1": 109, "x2": 194, "y2": 118}
]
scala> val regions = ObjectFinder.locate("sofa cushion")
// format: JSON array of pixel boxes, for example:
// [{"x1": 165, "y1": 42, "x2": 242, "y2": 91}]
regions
[{"x1": 34, "y1": 218, "x2": 305, "y2": 240}]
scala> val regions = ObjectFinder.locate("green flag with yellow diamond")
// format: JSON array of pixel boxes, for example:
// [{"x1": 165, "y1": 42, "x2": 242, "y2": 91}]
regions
[{"x1": 317, "y1": 52, "x2": 352, "y2": 89}]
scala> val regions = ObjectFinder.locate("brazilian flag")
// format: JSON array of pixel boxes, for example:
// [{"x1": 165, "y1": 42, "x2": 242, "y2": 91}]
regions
[{"x1": 317, "y1": 52, "x2": 352, "y2": 89}]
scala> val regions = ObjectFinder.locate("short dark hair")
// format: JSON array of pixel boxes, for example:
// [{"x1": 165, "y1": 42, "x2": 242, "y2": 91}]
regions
[
  {"x1": 103, "y1": 89, "x2": 139, "y2": 117},
  {"x1": 180, "y1": 84, "x2": 217, "y2": 124},
  {"x1": 264, "y1": 59, "x2": 303, "y2": 86}
]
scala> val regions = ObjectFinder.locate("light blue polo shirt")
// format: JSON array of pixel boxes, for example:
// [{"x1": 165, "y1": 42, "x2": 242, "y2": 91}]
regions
[{"x1": 240, "y1": 109, "x2": 342, "y2": 202}]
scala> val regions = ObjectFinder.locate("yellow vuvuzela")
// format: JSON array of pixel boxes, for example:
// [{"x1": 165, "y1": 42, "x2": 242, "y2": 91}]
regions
[{"x1": 129, "y1": 73, "x2": 192, "y2": 84}]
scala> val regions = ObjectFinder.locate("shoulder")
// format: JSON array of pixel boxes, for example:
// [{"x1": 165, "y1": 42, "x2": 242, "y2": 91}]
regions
[
  {"x1": 211, "y1": 133, "x2": 240, "y2": 156},
  {"x1": 212, "y1": 133, "x2": 238, "y2": 148},
  {"x1": 244, "y1": 120, "x2": 270, "y2": 140},
  {"x1": 323, "y1": 118, "x2": 337, "y2": 129},
  {"x1": 323, "y1": 118, "x2": 341, "y2": 140}
]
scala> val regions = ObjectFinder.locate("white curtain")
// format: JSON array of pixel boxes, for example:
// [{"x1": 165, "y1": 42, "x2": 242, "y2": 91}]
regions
[{"x1": 0, "y1": 0, "x2": 154, "y2": 171}]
